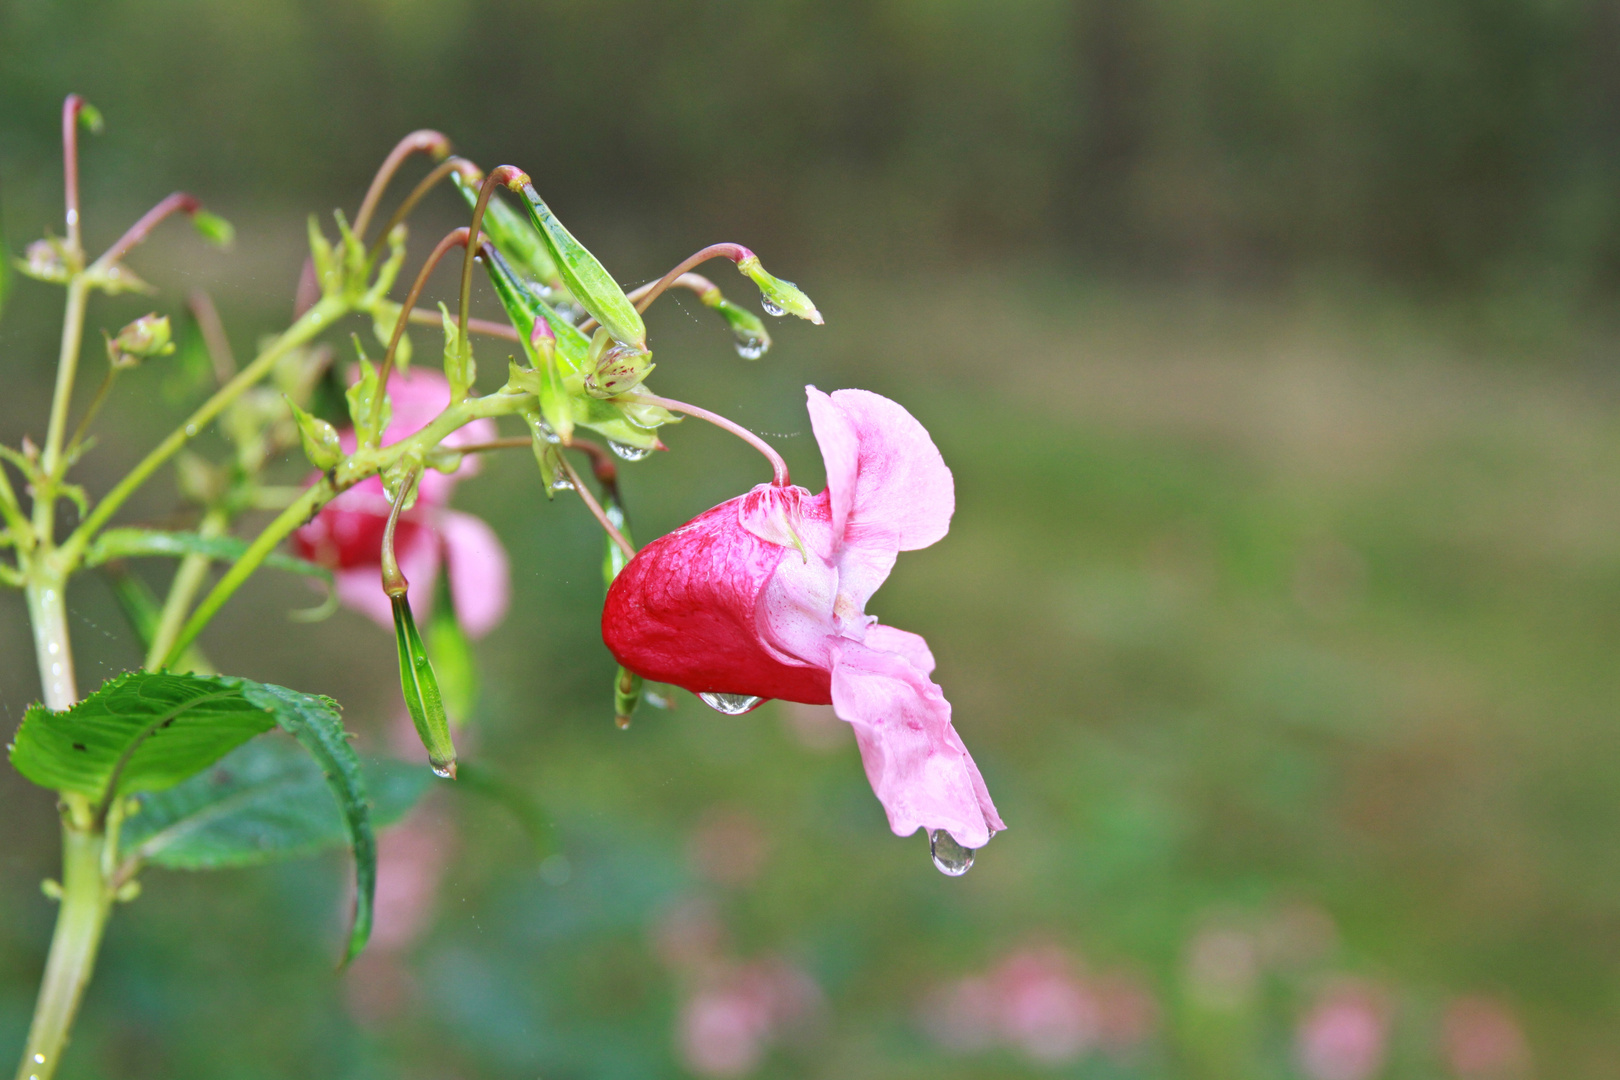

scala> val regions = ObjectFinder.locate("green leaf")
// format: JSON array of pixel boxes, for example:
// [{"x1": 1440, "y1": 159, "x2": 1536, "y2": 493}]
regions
[
  {"x1": 515, "y1": 182, "x2": 645, "y2": 348},
  {"x1": 228, "y1": 677, "x2": 378, "y2": 962},
  {"x1": 122, "y1": 734, "x2": 431, "y2": 869},
  {"x1": 9, "y1": 672, "x2": 275, "y2": 805}
]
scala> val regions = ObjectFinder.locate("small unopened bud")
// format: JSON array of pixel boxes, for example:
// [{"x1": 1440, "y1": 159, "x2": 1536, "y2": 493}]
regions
[
  {"x1": 105, "y1": 313, "x2": 175, "y2": 369},
  {"x1": 20, "y1": 238, "x2": 72, "y2": 283},
  {"x1": 191, "y1": 210, "x2": 235, "y2": 249},
  {"x1": 585, "y1": 338, "x2": 655, "y2": 399},
  {"x1": 114, "y1": 879, "x2": 142, "y2": 903},
  {"x1": 286, "y1": 398, "x2": 342, "y2": 470},
  {"x1": 735, "y1": 252, "x2": 823, "y2": 325},
  {"x1": 40, "y1": 878, "x2": 62, "y2": 901}
]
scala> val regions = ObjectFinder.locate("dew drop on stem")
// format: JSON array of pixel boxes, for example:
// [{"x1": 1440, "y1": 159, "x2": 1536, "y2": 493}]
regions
[
  {"x1": 608, "y1": 440, "x2": 652, "y2": 462},
  {"x1": 760, "y1": 297, "x2": 785, "y2": 318}
]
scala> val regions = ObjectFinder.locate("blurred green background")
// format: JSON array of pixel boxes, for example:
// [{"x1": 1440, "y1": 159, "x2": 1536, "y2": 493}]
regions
[{"x1": 5, "y1": 0, "x2": 1620, "y2": 1077}]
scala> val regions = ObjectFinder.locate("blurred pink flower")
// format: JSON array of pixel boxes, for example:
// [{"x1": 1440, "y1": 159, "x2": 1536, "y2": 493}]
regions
[
  {"x1": 1442, "y1": 997, "x2": 1530, "y2": 1078},
  {"x1": 293, "y1": 367, "x2": 509, "y2": 636},
  {"x1": 1296, "y1": 980, "x2": 1390, "y2": 1080},
  {"x1": 675, "y1": 959, "x2": 821, "y2": 1078},
  {"x1": 991, "y1": 947, "x2": 1101, "y2": 1064},
  {"x1": 604, "y1": 387, "x2": 1002, "y2": 850},
  {"x1": 1093, "y1": 971, "x2": 1160, "y2": 1057}
]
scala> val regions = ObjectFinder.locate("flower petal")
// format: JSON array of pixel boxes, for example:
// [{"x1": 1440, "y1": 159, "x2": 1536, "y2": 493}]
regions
[
  {"x1": 807, "y1": 387, "x2": 954, "y2": 553},
  {"x1": 440, "y1": 510, "x2": 510, "y2": 638},
  {"x1": 830, "y1": 636, "x2": 1002, "y2": 848}
]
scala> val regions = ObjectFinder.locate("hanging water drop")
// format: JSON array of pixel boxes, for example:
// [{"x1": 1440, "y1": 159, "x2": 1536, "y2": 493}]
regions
[
  {"x1": 759, "y1": 296, "x2": 785, "y2": 318},
  {"x1": 733, "y1": 337, "x2": 768, "y2": 360},
  {"x1": 430, "y1": 762, "x2": 455, "y2": 779},
  {"x1": 699, "y1": 692, "x2": 765, "y2": 715},
  {"x1": 614, "y1": 714, "x2": 632, "y2": 730},
  {"x1": 608, "y1": 440, "x2": 652, "y2": 462},
  {"x1": 928, "y1": 829, "x2": 974, "y2": 876},
  {"x1": 549, "y1": 474, "x2": 576, "y2": 494}
]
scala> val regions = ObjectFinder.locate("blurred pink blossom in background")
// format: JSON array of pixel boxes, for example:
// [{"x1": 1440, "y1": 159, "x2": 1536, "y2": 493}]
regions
[
  {"x1": 1442, "y1": 996, "x2": 1531, "y2": 1079},
  {"x1": 1295, "y1": 979, "x2": 1391, "y2": 1080},
  {"x1": 920, "y1": 945, "x2": 1157, "y2": 1065},
  {"x1": 675, "y1": 959, "x2": 822, "y2": 1078}
]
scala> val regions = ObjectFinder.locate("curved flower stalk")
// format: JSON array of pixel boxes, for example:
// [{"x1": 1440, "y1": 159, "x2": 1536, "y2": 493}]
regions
[
  {"x1": 293, "y1": 368, "x2": 510, "y2": 637},
  {"x1": 602, "y1": 387, "x2": 1004, "y2": 859}
]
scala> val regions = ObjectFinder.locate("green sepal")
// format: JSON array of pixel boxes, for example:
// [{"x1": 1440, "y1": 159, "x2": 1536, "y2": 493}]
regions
[
  {"x1": 737, "y1": 252, "x2": 823, "y2": 324},
  {"x1": 392, "y1": 594, "x2": 456, "y2": 778},
  {"x1": 286, "y1": 397, "x2": 343, "y2": 470},
  {"x1": 427, "y1": 570, "x2": 478, "y2": 726},
  {"x1": 191, "y1": 210, "x2": 234, "y2": 249},
  {"x1": 450, "y1": 170, "x2": 565, "y2": 294},
  {"x1": 438, "y1": 301, "x2": 474, "y2": 400},
  {"x1": 516, "y1": 182, "x2": 645, "y2": 347},
  {"x1": 345, "y1": 347, "x2": 391, "y2": 448},
  {"x1": 307, "y1": 216, "x2": 340, "y2": 298}
]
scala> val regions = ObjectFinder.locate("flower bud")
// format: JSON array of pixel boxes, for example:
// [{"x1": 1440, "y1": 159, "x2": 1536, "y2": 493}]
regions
[
  {"x1": 701, "y1": 286, "x2": 772, "y2": 359},
  {"x1": 286, "y1": 397, "x2": 342, "y2": 470},
  {"x1": 20, "y1": 238, "x2": 73, "y2": 283},
  {"x1": 345, "y1": 347, "x2": 392, "y2": 449},
  {"x1": 191, "y1": 210, "x2": 234, "y2": 249},
  {"x1": 736, "y1": 252, "x2": 823, "y2": 325},
  {"x1": 585, "y1": 335, "x2": 655, "y2": 399},
  {"x1": 105, "y1": 313, "x2": 175, "y2": 369}
]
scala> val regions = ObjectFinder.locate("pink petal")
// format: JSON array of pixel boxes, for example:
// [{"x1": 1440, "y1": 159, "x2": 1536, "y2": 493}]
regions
[
  {"x1": 806, "y1": 387, "x2": 954, "y2": 553},
  {"x1": 864, "y1": 624, "x2": 936, "y2": 675},
  {"x1": 830, "y1": 636, "x2": 1003, "y2": 848},
  {"x1": 331, "y1": 529, "x2": 440, "y2": 632},
  {"x1": 440, "y1": 510, "x2": 510, "y2": 638}
]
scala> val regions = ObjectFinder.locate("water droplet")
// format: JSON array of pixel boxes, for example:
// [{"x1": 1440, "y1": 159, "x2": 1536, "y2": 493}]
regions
[
  {"x1": 614, "y1": 714, "x2": 632, "y2": 730},
  {"x1": 185, "y1": 424, "x2": 198, "y2": 437},
  {"x1": 760, "y1": 297, "x2": 785, "y2": 318},
  {"x1": 699, "y1": 692, "x2": 765, "y2": 715},
  {"x1": 733, "y1": 337, "x2": 768, "y2": 360},
  {"x1": 430, "y1": 762, "x2": 455, "y2": 779},
  {"x1": 549, "y1": 475, "x2": 576, "y2": 493},
  {"x1": 608, "y1": 440, "x2": 652, "y2": 462},
  {"x1": 34, "y1": 1054, "x2": 45, "y2": 1064},
  {"x1": 928, "y1": 830, "x2": 974, "y2": 876}
]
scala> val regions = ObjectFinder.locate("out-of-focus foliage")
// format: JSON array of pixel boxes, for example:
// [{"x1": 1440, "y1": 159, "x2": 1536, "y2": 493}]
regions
[{"x1": 3, "y1": 0, "x2": 1620, "y2": 287}]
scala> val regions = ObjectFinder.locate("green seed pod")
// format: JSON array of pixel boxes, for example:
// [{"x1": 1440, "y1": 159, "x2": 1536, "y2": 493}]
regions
[{"x1": 392, "y1": 594, "x2": 456, "y2": 778}]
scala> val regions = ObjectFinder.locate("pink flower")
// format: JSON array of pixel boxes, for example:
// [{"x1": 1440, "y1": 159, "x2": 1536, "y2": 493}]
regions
[
  {"x1": 675, "y1": 958, "x2": 821, "y2": 1078},
  {"x1": 991, "y1": 948, "x2": 1100, "y2": 1064},
  {"x1": 603, "y1": 387, "x2": 1003, "y2": 850},
  {"x1": 1296, "y1": 981, "x2": 1390, "y2": 1080},
  {"x1": 1441, "y1": 997, "x2": 1530, "y2": 1078},
  {"x1": 293, "y1": 368, "x2": 509, "y2": 637}
]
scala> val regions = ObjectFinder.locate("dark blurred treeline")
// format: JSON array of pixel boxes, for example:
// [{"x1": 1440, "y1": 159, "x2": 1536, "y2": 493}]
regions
[{"x1": 3, "y1": 0, "x2": 1620, "y2": 288}]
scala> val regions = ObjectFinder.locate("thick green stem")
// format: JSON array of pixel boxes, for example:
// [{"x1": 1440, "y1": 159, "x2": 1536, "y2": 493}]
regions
[
  {"x1": 59, "y1": 295, "x2": 346, "y2": 570},
  {"x1": 26, "y1": 572, "x2": 77, "y2": 712},
  {"x1": 40, "y1": 280, "x2": 89, "y2": 487},
  {"x1": 144, "y1": 508, "x2": 227, "y2": 671},
  {"x1": 14, "y1": 817, "x2": 111, "y2": 1080}
]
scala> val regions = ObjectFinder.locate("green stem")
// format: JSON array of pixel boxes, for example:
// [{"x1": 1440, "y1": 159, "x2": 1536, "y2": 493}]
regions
[
  {"x1": 161, "y1": 483, "x2": 331, "y2": 668},
  {"x1": 14, "y1": 815, "x2": 111, "y2": 1080},
  {"x1": 144, "y1": 507, "x2": 227, "y2": 672},
  {"x1": 40, "y1": 280, "x2": 89, "y2": 484},
  {"x1": 58, "y1": 295, "x2": 346, "y2": 571},
  {"x1": 25, "y1": 571, "x2": 77, "y2": 712}
]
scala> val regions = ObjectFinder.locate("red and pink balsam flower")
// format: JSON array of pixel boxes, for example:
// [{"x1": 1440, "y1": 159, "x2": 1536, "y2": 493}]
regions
[
  {"x1": 293, "y1": 368, "x2": 510, "y2": 637},
  {"x1": 603, "y1": 386, "x2": 1004, "y2": 869}
]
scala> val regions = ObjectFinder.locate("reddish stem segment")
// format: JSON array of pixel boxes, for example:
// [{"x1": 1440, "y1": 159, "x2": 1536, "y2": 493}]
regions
[
  {"x1": 368, "y1": 157, "x2": 481, "y2": 260},
  {"x1": 62, "y1": 95, "x2": 89, "y2": 253},
  {"x1": 457, "y1": 166, "x2": 530, "y2": 357},
  {"x1": 187, "y1": 290, "x2": 236, "y2": 383},
  {"x1": 632, "y1": 243, "x2": 752, "y2": 314},
  {"x1": 354, "y1": 130, "x2": 452, "y2": 242},
  {"x1": 378, "y1": 227, "x2": 474, "y2": 392},
  {"x1": 557, "y1": 451, "x2": 635, "y2": 558},
  {"x1": 631, "y1": 391, "x2": 789, "y2": 486},
  {"x1": 408, "y1": 307, "x2": 519, "y2": 341},
  {"x1": 578, "y1": 273, "x2": 721, "y2": 336},
  {"x1": 95, "y1": 192, "x2": 201, "y2": 268}
]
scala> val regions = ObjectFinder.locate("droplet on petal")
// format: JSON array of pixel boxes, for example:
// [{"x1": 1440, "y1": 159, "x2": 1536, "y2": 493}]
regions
[
  {"x1": 699, "y1": 692, "x2": 765, "y2": 715},
  {"x1": 929, "y1": 829, "x2": 974, "y2": 876}
]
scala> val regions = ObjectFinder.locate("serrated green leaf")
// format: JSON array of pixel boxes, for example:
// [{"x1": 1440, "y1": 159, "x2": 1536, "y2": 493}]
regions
[
  {"x1": 123, "y1": 734, "x2": 430, "y2": 870},
  {"x1": 227, "y1": 677, "x2": 377, "y2": 962},
  {"x1": 9, "y1": 672, "x2": 275, "y2": 804}
]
